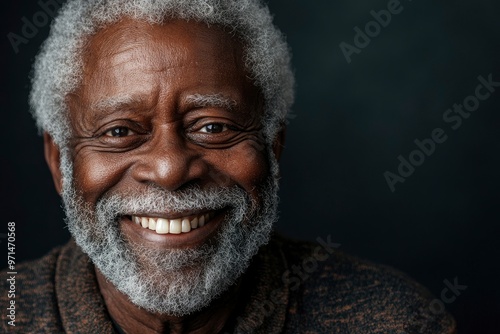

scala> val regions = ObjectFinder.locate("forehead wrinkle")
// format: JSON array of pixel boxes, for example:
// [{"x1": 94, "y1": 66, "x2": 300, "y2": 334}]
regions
[
  {"x1": 108, "y1": 25, "x2": 189, "y2": 73},
  {"x1": 86, "y1": 23, "x2": 147, "y2": 66},
  {"x1": 99, "y1": 38, "x2": 189, "y2": 78},
  {"x1": 88, "y1": 23, "x2": 181, "y2": 78},
  {"x1": 106, "y1": 44, "x2": 144, "y2": 70}
]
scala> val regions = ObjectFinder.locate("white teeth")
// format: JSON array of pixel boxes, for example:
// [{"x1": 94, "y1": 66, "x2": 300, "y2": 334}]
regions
[
  {"x1": 181, "y1": 219, "x2": 191, "y2": 233},
  {"x1": 132, "y1": 212, "x2": 215, "y2": 234},
  {"x1": 170, "y1": 219, "x2": 182, "y2": 234},
  {"x1": 191, "y1": 217, "x2": 198, "y2": 229},
  {"x1": 156, "y1": 218, "x2": 169, "y2": 234},
  {"x1": 148, "y1": 218, "x2": 156, "y2": 230}
]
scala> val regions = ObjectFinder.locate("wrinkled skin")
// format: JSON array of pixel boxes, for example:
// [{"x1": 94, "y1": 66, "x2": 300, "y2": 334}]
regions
[{"x1": 44, "y1": 19, "x2": 284, "y2": 334}]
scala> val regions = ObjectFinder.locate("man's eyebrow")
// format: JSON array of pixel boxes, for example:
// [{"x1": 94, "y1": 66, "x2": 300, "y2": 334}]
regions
[
  {"x1": 91, "y1": 94, "x2": 147, "y2": 114},
  {"x1": 184, "y1": 93, "x2": 238, "y2": 111}
]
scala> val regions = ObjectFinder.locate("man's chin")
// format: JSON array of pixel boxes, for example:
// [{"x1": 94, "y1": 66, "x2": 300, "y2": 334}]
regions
[
  {"x1": 103, "y1": 242, "x2": 246, "y2": 315},
  {"x1": 128, "y1": 237, "x2": 217, "y2": 272}
]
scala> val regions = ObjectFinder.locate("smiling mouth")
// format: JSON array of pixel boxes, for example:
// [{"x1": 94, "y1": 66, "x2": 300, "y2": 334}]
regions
[{"x1": 127, "y1": 211, "x2": 216, "y2": 235}]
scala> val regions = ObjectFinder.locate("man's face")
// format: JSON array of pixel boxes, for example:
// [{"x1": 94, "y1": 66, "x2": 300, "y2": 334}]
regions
[
  {"x1": 52, "y1": 19, "x2": 281, "y2": 315},
  {"x1": 69, "y1": 18, "x2": 268, "y2": 230}
]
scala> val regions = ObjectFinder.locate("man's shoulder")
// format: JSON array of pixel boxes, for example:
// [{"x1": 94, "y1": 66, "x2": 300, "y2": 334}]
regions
[
  {"x1": 271, "y1": 235, "x2": 457, "y2": 333},
  {"x1": 1, "y1": 242, "x2": 74, "y2": 333},
  {"x1": 3, "y1": 245, "x2": 63, "y2": 283}
]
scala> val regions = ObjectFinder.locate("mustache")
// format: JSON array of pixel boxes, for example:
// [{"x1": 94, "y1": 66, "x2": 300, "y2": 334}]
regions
[{"x1": 93, "y1": 183, "x2": 254, "y2": 220}]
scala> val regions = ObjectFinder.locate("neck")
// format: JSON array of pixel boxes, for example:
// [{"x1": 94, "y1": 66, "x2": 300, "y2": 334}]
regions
[{"x1": 95, "y1": 269, "x2": 242, "y2": 334}]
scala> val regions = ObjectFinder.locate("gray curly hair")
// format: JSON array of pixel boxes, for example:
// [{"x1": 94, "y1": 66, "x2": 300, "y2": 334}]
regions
[{"x1": 29, "y1": 0, "x2": 294, "y2": 147}]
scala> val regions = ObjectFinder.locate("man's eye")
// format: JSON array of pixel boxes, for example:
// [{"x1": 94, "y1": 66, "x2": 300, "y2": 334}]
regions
[
  {"x1": 104, "y1": 127, "x2": 134, "y2": 137},
  {"x1": 200, "y1": 123, "x2": 228, "y2": 133}
]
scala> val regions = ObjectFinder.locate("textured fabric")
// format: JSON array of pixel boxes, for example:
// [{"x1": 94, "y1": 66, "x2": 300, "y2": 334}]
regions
[{"x1": 1, "y1": 234, "x2": 456, "y2": 333}]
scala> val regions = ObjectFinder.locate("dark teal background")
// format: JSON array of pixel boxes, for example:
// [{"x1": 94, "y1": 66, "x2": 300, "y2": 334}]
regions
[{"x1": 2, "y1": 0, "x2": 499, "y2": 332}]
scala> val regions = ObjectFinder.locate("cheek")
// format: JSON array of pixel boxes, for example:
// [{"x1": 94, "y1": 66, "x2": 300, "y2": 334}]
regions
[
  {"x1": 71, "y1": 142, "x2": 271, "y2": 204},
  {"x1": 221, "y1": 143, "x2": 270, "y2": 195},
  {"x1": 72, "y1": 152, "x2": 129, "y2": 203}
]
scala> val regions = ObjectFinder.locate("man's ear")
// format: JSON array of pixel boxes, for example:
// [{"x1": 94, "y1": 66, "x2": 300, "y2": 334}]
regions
[
  {"x1": 43, "y1": 132, "x2": 63, "y2": 195},
  {"x1": 272, "y1": 126, "x2": 286, "y2": 161}
]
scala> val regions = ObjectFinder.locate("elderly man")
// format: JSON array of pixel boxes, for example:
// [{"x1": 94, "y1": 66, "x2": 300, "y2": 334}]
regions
[{"x1": 2, "y1": 0, "x2": 455, "y2": 333}]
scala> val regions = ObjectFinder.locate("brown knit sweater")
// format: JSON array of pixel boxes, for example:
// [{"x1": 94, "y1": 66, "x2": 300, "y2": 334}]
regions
[{"x1": 1, "y1": 234, "x2": 456, "y2": 333}]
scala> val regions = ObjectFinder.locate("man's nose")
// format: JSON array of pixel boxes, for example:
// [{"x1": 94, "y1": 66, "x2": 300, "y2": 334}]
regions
[{"x1": 130, "y1": 127, "x2": 207, "y2": 191}]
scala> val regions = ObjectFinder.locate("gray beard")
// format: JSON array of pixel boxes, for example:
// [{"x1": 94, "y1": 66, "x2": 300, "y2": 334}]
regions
[{"x1": 59, "y1": 151, "x2": 280, "y2": 316}]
